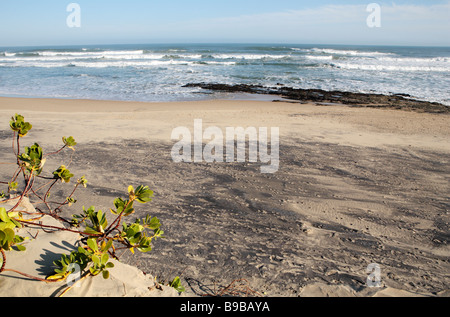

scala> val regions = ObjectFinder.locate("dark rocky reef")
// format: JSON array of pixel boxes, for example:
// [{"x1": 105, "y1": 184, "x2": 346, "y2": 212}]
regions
[{"x1": 183, "y1": 83, "x2": 450, "y2": 114}]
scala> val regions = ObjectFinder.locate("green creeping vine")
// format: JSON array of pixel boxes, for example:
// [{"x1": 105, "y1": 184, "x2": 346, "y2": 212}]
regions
[{"x1": 0, "y1": 114, "x2": 182, "y2": 296}]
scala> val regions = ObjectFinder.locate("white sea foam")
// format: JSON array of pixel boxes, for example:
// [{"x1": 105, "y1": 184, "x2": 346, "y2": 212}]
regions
[
  {"x1": 38, "y1": 50, "x2": 145, "y2": 57},
  {"x1": 304, "y1": 55, "x2": 333, "y2": 61},
  {"x1": 310, "y1": 48, "x2": 394, "y2": 57},
  {"x1": 0, "y1": 51, "x2": 289, "y2": 66},
  {"x1": 0, "y1": 59, "x2": 239, "y2": 68},
  {"x1": 213, "y1": 54, "x2": 290, "y2": 60},
  {"x1": 203, "y1": 61, "x2": 237, "y2": 66},
  {"x1": 331, "y1": 62, "x2": 450, "y2": 72},
  {"x1": 373, "y1": 56, "x2": 450, "y2": 63}
]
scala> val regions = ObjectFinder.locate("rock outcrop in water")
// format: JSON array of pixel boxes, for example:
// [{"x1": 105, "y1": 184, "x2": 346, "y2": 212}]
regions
[{"x1": 183, "y1": 83, "x2": 450, "y2": 113}]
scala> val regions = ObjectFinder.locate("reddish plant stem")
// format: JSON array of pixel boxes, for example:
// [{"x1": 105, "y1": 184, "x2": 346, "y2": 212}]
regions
[
  {"x1": 6, "y1": 174, "x2": 35, "y2": 213},
  {"x1": 44, "y1": 145, "x2": 66, "y2": 157},
  {"x1": 54, "y1": 183, "x2": 80, "y2": 211},
  {"x1": 9, "y1": 166, "x2": 22, "y2": 190},
  {"x1": 16, "y1": 134, "x2": 20, "y2": 162},
  {"x1": 0, "y1": 249, "x2": 6, "y2": 273},
  {"x1": 1, "y1": 268, "x2": 60, "y2": 283},
  {"x1": 32, "y1": 179, "x2": 57, "y2": 195},
  {"x1": 103, "y1": 199, "x2": 134, "y2": 238},
  {"x1": 44, "y1": 179, "x2": 58, "y2": 204},
  {"x1": 29, "y1": 186, "x2": 54, "y2": 214},
  {"x1": 17, "y1": 220, "x2": 100, "y2": 237}
]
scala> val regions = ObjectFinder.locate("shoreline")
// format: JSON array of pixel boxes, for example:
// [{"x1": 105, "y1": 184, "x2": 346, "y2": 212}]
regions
[
  {"x1": 2, "y1": 84, "x2": 449, "y2": 111},
  {"x1": 0, "y1": 96, "x2": 449, "y2": 297},
  {"x1": 2, "y1": 80, "x2": 450, "y2": 112},
  {"x1": 1, "y1": 96, "x2": 448, "y2": 150},
  {"x1": 183, "y1": 83, "x2": 450, "y2": 113}
]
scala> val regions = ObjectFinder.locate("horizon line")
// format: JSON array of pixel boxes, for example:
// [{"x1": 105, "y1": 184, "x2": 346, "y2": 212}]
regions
[{"x1": 1, "y1": 42, "x2": 450, "y2": 49}]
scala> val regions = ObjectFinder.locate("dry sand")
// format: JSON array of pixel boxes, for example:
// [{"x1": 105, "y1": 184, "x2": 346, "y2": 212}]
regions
[{"x1": 0, "y1": 96, "x2": 449, "y2": 297}]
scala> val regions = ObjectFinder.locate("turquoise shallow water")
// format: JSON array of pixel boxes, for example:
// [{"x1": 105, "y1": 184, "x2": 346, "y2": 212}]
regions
[{"x1": 0, "y1": 43, "x2": 449, "y2": 105}]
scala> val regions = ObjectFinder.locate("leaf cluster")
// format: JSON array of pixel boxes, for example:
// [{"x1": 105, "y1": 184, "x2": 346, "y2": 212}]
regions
[
  {"x1": 0, "y1": 208, "x2": 26, "y2": 251},
  {"x1": 53, "y1": 165, "x2": 74, "y2": 183},
  {"x1": 56, "y1": 183, "x2": 164, "y2": 286},
  {"x1": 121, "y1": 215, "x2": 164, "y2": 254},
  {"x1": 48, "y1": 238, "x2": 115, "y2": 281},
  {"x1": 0, "y1": 114, "x2": 179, "y2": 295},
  {"x1": 18, "y1": 143, "x2": 46, "y2": 176},
  {"x1": 10, "y1": 114, "x2": 32, "y2": 137},
  {"x1": 72, "y1": 206, "x2": 108, "y2": 234},
  {"x1": 62, "y1": 136, "x2": 77, "y2": 150}
]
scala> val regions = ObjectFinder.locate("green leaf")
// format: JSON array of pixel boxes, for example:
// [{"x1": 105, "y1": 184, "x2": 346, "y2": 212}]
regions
[
  {"x1": 78, "y1": 246, "x2": 88, "y2": 255},
  {"x1": 84, "y1": 226, "x2": 101, "y2": 235},
  {"x1": 92, "y1": 254, "x2": 100, "y2": 266},
  {"x1": 134, "y1": 185, "x2": 153, "y2": 203},
  {"x1": 9, "y1": 217, "x2": 22, "y2": 229},
  {"x1": 90, "y1": 267, "x2": 100, "y2": 276},
  {"x1": 148, "y1": 217, "x2": 161, "y2": 230},
  {"x1": 62, "y1": 136, "x2": 77, "y2": 150},
  {"x1": 137, "y1": 245, "x2": 152, "y2": 253},
  {"x1": 18, "y1": 143, "x2": 45, "y2": 175},
  {"x1": 113, "y1": 198, "x2": 125, "y2": 214},
  {"x1": 128, "y1": 185, "x2": 134, "y2": 194},
  {"x1": 0, "y1": 222, "x2": 16, "y2": 231},
  {"x1": 66, "y1": 197, "x2": 77, "y2": 207},
  {"x1": 109, "y1": 208, "x2": 119, "y2": 215},
  {"x1": 14, "y1": 235, "x2": 25, "y2": 243},
  {"x1": 124, "y1": 206, "x2": 135, "y2": 216},
  {"x1": 77, "y1": 176, "x2": 88, "y2": 188},
  {"x1": 106, "y1": 262, "x2": 114, "y2": 269},
  {"x1": 97, "y1": 210, "x2": 107, "y2": 230},
  {"x1": 3, "y1": 228, "x2": 15, "y2": 242},
  {"x1": 10, "y1": 114, "x2": 32, "y2": 137},
  {"x1": 8, "y1": 181, "x2": 18, "y2": 192},
  {"x1": 0, "y1": 228, "x2": 15, "y2": 250},
  {"x1": 169, "y1": 276, "x2": 186, "y2": 293},
  {"x1": 113, "y1": 198, "x2": 134, "y2": 215},
  {"x1": 101, "y1": 253, "x2": 109, "y2": 265},
  {"x1": 101, "y1": 239, "x2": 113, "y2": 252},
  {"x1": 14, "y1": 245, "x2": 26, "y2": 251},
  {"x1": 46, "y1": 273, "x2": 68, "y2": 282},
  {"x1": 102, "y1": 270, "x2": 110, "y2": 279},
  {"x1": 53, "y1": 165, "x2": 74, "y2": 183},
  {"x1": 0, "y1": 208, "x2": 9, "y2": 222},
  {"x1": 0, "y1": 230, "x2": 5, "y2": 246},
  {"x1": 87, "y1": 238, "x2": 98, "y2": 252}
]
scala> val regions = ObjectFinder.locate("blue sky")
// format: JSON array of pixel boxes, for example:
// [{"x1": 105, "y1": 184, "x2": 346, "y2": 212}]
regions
[{"x1": 0, "y1": 0, "x2": 449, "y2": 46}]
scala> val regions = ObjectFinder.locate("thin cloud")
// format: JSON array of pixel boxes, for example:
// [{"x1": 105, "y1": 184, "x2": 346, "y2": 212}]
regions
[{"x1": 153, "y1": 2, "x2": 450, "y2": 45}]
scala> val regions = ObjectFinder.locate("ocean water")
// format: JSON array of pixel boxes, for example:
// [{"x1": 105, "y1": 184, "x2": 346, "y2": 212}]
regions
[{"x1": 0, "y1": 43, "x2": 449, "y2": 105}]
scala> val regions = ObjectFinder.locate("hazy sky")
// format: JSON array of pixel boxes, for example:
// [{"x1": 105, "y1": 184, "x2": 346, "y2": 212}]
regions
[{"x1": 0, "y1": 0, "x2": 449, "y2": 46}]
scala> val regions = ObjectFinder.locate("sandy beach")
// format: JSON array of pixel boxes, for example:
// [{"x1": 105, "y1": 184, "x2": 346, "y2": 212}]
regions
[{"x1": 0, "y1": 96, "x2": 449, "y2": 297}]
